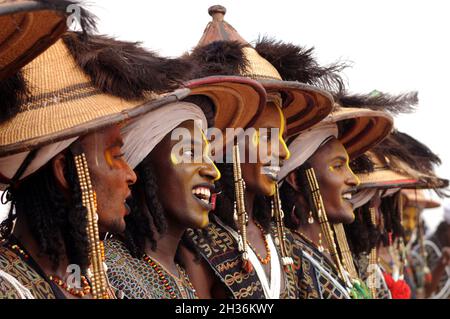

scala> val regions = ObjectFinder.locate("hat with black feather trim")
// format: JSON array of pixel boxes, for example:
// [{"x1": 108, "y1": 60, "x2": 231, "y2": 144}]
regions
[
  {"x1": 0, "y1": 32, "x2": 197, "y2": 188},
  {"x1": 0, "y1": 0, "x2": 96, "y2": 80},
  {"x1": 187, "y1": 5, "x2": 335, "y2": 137},
  {"x1": 355, "y1": 130, "x2": 449, "y2": 193}
]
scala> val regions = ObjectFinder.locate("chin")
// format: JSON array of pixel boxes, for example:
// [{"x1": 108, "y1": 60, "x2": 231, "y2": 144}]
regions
[{"x1": 342, "y1": 211, "x2": 355, "y2": 224}]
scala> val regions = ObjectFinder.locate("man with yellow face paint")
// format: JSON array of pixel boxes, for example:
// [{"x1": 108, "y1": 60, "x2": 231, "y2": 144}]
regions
[
  {"x1": 103, "y1": 71, "x2": 267, "y2": 298},
  {"x1": 180, "y1": 5, "x2": 336, "y2": 299},
  {"x1": 346, "y1": 129, "x2": 448, "y2": 299},
  {"x1": 279, "y1": 91, "x2": 394, "y2": 299}
]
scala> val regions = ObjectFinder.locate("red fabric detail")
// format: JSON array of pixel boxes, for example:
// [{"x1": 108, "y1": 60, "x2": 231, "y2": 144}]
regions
[{"x1": 383, "y1": 272, "x2": 411, "y2": 299}]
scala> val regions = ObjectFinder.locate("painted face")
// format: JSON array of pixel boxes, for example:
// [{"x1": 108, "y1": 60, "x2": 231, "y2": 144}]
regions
[
  {"x1": 402, "y1": 205, "x2": 420, "y2": 240},
  {"x1": 240, "y1": 101, "x2": 290, "y2": 197},
  {"x1": 80, "y1": 124, "x2": 137, "y2": 234},
  {"x1": 149, "y1": 120, "x2": 220, "y2": 229},
  {"x1": 309, "y1": 138, "x2": 359, "y2": 224}
]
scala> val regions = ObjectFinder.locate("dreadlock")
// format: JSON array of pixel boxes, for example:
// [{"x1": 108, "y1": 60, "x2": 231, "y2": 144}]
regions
[
  {"x1": 123, "y1": 158, "x2": 166, "y2": 258},
  {"x1": 280, "y1": 162, "x2": 318, "y2": 230},
  {"x1": 213, "y1": 162, "x2": 272, "y2": 233},
  {"x1": 379, "y1": 192, "x2": 404, "y2": 246},
  {"x1": 345, "y1": 203, "x2": 382, "y2": 255},
  {"x1": 0, "y1": 152, "x2": 89, "y2": 271},
  {"x1": 123, "y1": 95, "x2": 216, "y2": 260}
]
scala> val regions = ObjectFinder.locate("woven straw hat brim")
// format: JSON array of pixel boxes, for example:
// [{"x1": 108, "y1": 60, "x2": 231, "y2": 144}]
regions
[
  {"x1": 357, "y1": 168, "x2": 420, "y2": 191},
  {"x1": 0, "y1": 0, "x2": 69, "y2": 80},
  {"x1": 329, "y1": 107, "x2": 393, "y2": 159},
  {"x1": 0, "y1": 38, "x2": 191, "y2": 156},
  {"x1": 186, "y1": 75, "x2": 266, "y2": 131},
  {"x1": 258, "y1": 79, "x2": 334, "y2": 137},
  {"x1": 401, "y1": 189, "x2": 441, "y2": 209},
  {"x1": 0, "y1": 89, "x2": 190, "y2": 157}
]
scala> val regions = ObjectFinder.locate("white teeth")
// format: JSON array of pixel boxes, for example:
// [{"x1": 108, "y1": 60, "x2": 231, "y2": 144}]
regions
[
  {"x1": 342, "y1": 193, "x2": 352, "y2": 200},
  {"x1": 192, "y1": 187, "x2": 211, "y2": 201}
]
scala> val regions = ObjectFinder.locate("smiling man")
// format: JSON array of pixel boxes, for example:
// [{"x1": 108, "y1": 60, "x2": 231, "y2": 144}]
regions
[
  {"x1": 103, "y1": 76, "x2": 267, "y2": 299},
  {"x1": 0, "y1": 32, "x2": 193, "y2": 299},
  {"x1": 279, "y1": 102, "x2": 393, "y2": 299},
  {"x1": 179, "y1": 5, "x2": 337, "y2": 299}
]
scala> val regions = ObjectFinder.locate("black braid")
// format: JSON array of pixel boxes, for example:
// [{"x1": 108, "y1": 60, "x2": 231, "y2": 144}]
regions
[
  {"x1": 214, "y1": 163, "x2": 272, "y2": 232},
  {"x1": 280, "y1": 163, "x2": 316, "y2": 230},
  {"x1": 1, "y1": 153, "x2": 89, "y2": 271},
  {"x1": 123, "y1": 158, "x2": 166, "y2": 258},
  {"x1": 344, "y1": 203, "x2": 382, "y2": 255}
]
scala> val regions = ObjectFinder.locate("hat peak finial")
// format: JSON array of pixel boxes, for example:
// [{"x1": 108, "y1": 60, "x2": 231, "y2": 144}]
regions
[{"x1": 208, "y1": 5, "x2": 226, "y2": 21}]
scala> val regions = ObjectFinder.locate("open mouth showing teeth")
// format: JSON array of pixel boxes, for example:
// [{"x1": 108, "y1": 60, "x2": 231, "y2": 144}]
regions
[
  {"x1": 192, "y1": 186, "x2": 212, "y2": 205},
  {"x1": 262, "y1": 166, "x2": 281, "y2": 181},
  {"x1": 342, "y1": 193, "x2": 352, "y2": 200}
]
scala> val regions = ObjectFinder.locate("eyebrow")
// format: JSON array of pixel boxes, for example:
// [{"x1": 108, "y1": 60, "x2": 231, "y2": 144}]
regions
[{"x1": 330, "y1": 155, "x2": 348, "y2": 162}]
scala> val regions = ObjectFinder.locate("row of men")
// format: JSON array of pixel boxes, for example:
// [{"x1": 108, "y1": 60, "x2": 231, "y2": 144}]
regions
[{"x1": 0, "y1": 1, "x2": 448, "y2": 299}]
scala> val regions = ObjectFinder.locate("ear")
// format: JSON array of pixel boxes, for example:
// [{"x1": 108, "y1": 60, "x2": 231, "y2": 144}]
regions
[
  {"x1": 285, "y1": 171, "x2": 301, "y2": 192},
  {"x1": 52, "y1": 153, "x2": 70, "y2": 192}
]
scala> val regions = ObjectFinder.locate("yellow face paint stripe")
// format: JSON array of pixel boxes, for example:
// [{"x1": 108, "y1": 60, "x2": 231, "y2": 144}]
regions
[
  {"x1": 201, "y1": 130, "x2": 221, "y2": 181},
  {"x1": 276, "y1": 105, "x2": 290, "y2": 160}
]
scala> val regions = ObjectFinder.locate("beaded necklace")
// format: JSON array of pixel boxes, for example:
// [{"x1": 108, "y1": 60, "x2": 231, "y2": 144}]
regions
[
  {"x1": 246, "y1": 221, "x2": 271, "y2": 265},
  {"x1": 142, "y1": 253, "x2": 198, "y2": 299}
]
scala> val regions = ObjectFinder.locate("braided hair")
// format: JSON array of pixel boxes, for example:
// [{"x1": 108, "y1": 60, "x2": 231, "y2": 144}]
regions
[
  {"x1": 0, "y1": 152, "x2": 89, "y2": 271},
  {"x1": 280, "y1": 162, "x2": 317, "y2": 230},
  {"x1": 123, "y1": 95, "x2": 216, "y2": 259},
  {"x1": 345, "y1": 203, "x2": 382, "y2": 255}
]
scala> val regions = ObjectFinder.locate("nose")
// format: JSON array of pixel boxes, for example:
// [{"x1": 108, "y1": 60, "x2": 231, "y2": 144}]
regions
[
  {"x1": 201, "y1": 154, "x2": 221, "y2": 181},
  {"x1": 125, "y1": 162, "x2": 137, "y2": 186},
  {"x1": 279, "y1": 135, "x2": 291, "y2": 162},
  {"x1": 345, "y1": 164, "x2": 359, "y2": 187}
]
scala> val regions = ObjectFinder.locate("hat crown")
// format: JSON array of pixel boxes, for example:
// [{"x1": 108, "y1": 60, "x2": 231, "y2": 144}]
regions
[{"x1": 198, "y1": 5, "x2": 282, "y2": 81}]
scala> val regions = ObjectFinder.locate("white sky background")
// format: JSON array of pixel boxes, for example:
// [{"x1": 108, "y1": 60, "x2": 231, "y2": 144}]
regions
[{"x1": 1, "y1": 0, "x2": 450, "y2": 233}]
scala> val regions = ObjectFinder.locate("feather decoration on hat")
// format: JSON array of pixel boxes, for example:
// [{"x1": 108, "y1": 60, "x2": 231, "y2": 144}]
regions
[
  {"x1": 63, "y1": 33, "x2": 194, "y2": 100},
  {"x1": 254, "y1": 36, "x2": 348, "y2": 92},
  {"x1": 336, "y1": 90, "x2": 418, "y2": 115},
  {"x1": 186, "y1": 40, "x2": 249, "y2": 78},
  {"x1": 39, "y1": 0, "x2": 98, "y2": 34}
]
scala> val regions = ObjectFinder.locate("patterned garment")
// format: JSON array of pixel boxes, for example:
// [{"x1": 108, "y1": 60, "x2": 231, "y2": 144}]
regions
[
  {"x1": 0, "y1": 245, "x2": 55, "y2": 299},
  {"x1": 291, "y1": 232, "x2": 350, "y2": 299},
  {"x1": 104, "y1": 238, "x2": 198, "y2": 299},
  {"x1": 356, "y1": 254, "x2": 392, "y2": 299},
  {"x1": 186, "y1": 217, "x2": 298, "y2": 299},
  {"x1": 412, "y1": 237, "x2": 450, "y2": 299}
]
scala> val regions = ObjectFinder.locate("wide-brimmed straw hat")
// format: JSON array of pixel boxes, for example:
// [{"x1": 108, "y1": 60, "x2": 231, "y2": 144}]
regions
[
  {"x1": 401, "y1": 189, "x2": 441, "y2": 209},
  {"x1": 190, "y1": 5, "x2": 334, "y2": 136},
  {"x1": 278, "y1": 106, "x2": 393, "y2": 181},
  {"x1": 0, "y1": 33, "x2": 193, "y2": 187},
  {"x1": 0, "y1": 0, "x2": 95, "y2": 80},
  {"x1": 354, "y1": 130, "x2": 449, "y2": 192},
  {"x1": 0, "y1": 38, "x2": 188, "y2": 157},
  {"x1": 186, "y1": 75, "x2": 266, "y2": 131},
  {"x1": 331, "y1": 107, "x2": 393, "y2": 159}
]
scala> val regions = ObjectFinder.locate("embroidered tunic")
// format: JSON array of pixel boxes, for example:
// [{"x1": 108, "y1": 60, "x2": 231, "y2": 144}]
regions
[
  {"x1": 291, "y1": 232, "x2": 350, "y2": 299},
  {"x1": 185, "y1": 216, "x2": 298, "y2": 299},
  {"x1": 0, "y1": 241, "x2": 55, "y2": 299},
  {"x1": 104, "y1": 238, "x2": 198, "y2": 299},
  {"x1": 356, "y1": 253, "x2": 392, "y2": 299}
]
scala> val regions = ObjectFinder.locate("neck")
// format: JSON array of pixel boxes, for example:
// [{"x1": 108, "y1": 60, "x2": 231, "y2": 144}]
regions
[
  {"x1": 144, "y1": 218, "x2": 184, "y2": 276},
  {"x1": 13, "y1": 216, "x2": 71, "y2": 279},
  {"x1": 245, "y1": 189, "x2": 256, "y2": 220}
]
